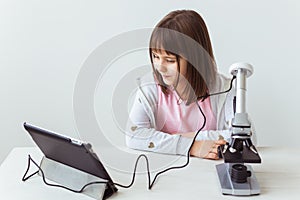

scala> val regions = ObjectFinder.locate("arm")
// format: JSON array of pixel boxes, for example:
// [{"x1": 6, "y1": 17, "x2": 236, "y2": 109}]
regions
[
  {"x1": 126, "y1": 75, "x2": 235, "y2": 159},
  {"x1": 126, "y1": 87, "x2": 193, "y2": 156},
  {"x1": 178, "y1": 129, "x2": 232, "y2": 141},
  {"x1": 126, "y1": 89, "x2": 226, "y2": 159}
]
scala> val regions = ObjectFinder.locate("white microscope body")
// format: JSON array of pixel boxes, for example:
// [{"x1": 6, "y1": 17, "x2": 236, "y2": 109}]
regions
[{"x1": 216, "y1": 63, "x2": 261, "y2": 195}]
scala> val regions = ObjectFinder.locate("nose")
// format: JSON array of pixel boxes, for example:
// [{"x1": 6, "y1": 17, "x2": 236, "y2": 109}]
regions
[{"x1": 154, "y1": 60, "x2": 167, "y2": 73}]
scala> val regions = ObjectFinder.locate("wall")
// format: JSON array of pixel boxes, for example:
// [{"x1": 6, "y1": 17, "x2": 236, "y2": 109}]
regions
[{"x1": 0, "y1": 0, "x2": 299, "y2": 164}]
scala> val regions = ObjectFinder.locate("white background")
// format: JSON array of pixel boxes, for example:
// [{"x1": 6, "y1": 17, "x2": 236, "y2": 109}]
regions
[{"x1": 0, "y1": 0, "x2": 299, "y2": 164}]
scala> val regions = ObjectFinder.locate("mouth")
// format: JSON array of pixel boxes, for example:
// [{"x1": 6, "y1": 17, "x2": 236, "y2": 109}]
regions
[{"x1": 161, "y1": 74, "x2": 172, "y2": 78}]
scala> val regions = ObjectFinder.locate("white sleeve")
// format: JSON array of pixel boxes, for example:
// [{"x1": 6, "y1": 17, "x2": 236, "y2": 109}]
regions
[
  {"x1": 194, "y1": 119, "x2": 257, "y2": 145},
  {"x1": 125, "y1": 89, "x2": 193, "y2": 156},
  {"x1": 195, "y1": 129, "x2": 232, "y2": 141}
]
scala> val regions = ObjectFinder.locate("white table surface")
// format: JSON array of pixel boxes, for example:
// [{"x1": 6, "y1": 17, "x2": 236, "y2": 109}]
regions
[{"x1": 0, "y1": 147, "x2": 299, "y2": 200}]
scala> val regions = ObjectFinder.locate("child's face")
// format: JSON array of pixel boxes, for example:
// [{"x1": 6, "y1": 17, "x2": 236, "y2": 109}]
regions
[{"x1": 152, "y1": 50, "x2": 187, "y2": 87}]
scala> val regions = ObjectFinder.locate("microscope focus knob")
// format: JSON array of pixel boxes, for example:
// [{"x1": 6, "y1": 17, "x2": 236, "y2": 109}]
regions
[{"x1": 229, "y1": 62, "x2": 254, "y2": 77}]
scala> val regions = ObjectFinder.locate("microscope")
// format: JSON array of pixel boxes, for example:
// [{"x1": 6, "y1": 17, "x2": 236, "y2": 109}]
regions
[{"x1": 216, "y1": 63, "x2": 261, "y2": 195}]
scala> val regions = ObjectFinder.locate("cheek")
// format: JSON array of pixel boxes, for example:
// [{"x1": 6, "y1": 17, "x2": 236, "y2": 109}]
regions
[
  {"x1": 180, "y1": 67, "x2": 187, "y2": 77},
  {"x1": 168, "y1": 63, "x2": 179, "y2": 74},
  {"x1": 179, "y1": 61, "x2": 188, "y2": 76}
]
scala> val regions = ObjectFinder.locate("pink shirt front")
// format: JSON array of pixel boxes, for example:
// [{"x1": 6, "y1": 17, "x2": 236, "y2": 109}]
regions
[{"x1": 156, "y1": 85, "x2": 217, "y2": 134}]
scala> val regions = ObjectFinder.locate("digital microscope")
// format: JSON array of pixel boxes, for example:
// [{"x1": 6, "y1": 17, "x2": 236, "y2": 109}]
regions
[{"x1": 216, "y1": 63, "x2": 261, "y2": 195}]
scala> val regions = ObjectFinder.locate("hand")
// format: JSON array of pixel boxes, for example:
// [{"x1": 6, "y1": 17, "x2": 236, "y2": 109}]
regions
[{"x1": 190, "y1": 140, "x2": 226, "y2": 160}]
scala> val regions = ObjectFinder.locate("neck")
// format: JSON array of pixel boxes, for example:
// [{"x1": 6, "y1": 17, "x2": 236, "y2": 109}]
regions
[{"x1": 174, "y1": 80, "x2": 188, "y2": 101}]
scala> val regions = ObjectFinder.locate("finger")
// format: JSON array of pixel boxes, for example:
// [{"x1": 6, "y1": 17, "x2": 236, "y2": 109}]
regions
[
  {"x1": 204, "y1": 152, "x2": 219, "y2": 160},
  {"x1": 210, "y1": 146, "x2": 218, "y2": 154},
  {"x1": 214, "y1": 139, "x2": 227, "y2": 145},
  {"x1": 198, "y1": 141, "x2": 215, "y2": 157}
]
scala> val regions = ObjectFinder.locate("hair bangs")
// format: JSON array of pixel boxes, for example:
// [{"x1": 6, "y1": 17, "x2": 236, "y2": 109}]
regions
[{"x1": 149, "y1": 28, "x2": 181, "y2": 56}]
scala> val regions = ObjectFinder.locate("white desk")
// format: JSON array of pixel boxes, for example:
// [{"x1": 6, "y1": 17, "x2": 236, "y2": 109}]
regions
[{"x1": 0, "y1": 147, "x2": 299, "y2": 200}]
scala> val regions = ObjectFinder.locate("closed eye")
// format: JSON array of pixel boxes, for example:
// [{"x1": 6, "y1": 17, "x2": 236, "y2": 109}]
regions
[
  {"x1": 166, "y1": 59, "x2": 176, "y2": 63},
  {"x1": 152, "y1": 52, "x2": 176, "y2": 63}
]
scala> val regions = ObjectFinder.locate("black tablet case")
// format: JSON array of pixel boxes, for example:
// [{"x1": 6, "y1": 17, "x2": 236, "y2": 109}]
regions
[{"x1": 23, "y1": 122, "x2": 118, "y2": 199}]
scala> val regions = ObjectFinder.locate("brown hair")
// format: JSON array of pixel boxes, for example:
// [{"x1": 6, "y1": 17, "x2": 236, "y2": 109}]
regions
[{"x1": 149, "y1": 10, "x2": 217, "y2": 105}]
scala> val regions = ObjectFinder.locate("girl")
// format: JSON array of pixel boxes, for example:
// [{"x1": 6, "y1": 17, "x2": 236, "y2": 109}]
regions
[{"x1": 126, "y1": 10, "x2": 255, "y2": 160}]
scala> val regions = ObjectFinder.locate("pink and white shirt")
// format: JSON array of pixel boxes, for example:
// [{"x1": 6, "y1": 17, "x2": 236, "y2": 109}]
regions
[{"x1": 156, "y1": 85, "x2": 217, "y2": 134}]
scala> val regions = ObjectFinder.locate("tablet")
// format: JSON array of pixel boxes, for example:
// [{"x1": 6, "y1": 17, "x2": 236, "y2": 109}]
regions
[{"x1": 23, "y1": 122, "x2": 117, "y2": 199}]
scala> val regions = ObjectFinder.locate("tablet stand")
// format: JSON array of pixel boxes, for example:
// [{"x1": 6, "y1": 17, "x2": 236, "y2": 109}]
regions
[{"x1": 39, "y1": 156, "x2": 108, "y2": 200}]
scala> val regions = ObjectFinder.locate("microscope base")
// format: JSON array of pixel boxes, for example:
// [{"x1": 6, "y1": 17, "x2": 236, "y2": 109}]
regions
[{"x1": 216, "y1": 163, "x2": 260, "y2": 196}]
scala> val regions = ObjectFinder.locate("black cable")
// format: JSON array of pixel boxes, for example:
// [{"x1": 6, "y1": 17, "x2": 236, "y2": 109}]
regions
[
  {"x1": 114, "y1": 75, "x2": 236, "y2": 189},
  {"x1": 148, "y1": 100, "x2": 206, "y2": 189},
  {"x1": 22, "y1": 155, "x2": 39, "y2": 182},
  {"x1": 110, "y1": 105, "x2": 205, "y2": 190},
  {"x1": 22, "y1": 75, "x2": 236, "y2": 192},
  {"x1": 204, "y1": 75, "x2": 236, "y2": 99},
  {"x1": 113, "y1": 154, "x2": 151, "y2": 189}
]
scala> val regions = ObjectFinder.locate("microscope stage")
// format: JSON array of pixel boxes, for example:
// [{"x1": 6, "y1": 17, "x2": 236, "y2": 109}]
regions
[{"x1": 220, "y1": 144, "x2": 261, "y2": 163}]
